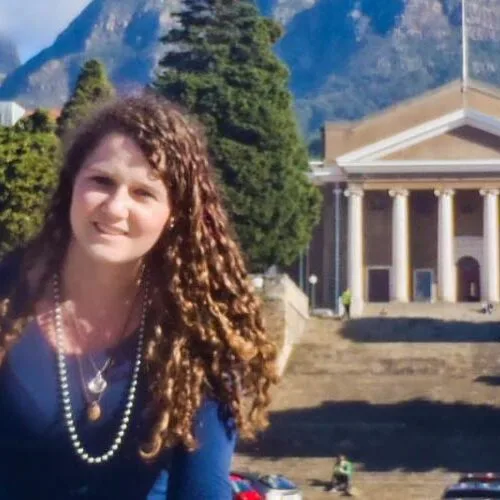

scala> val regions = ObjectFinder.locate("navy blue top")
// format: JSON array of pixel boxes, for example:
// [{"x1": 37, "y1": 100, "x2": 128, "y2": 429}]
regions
[{"x1": 0, "y1": 322, "x2": 236, "y2": 499}]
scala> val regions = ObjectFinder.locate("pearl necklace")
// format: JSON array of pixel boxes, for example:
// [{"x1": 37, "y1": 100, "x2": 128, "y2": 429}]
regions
[{"x1": 52, "y1": 273, "x2": 147, "y2": 465}]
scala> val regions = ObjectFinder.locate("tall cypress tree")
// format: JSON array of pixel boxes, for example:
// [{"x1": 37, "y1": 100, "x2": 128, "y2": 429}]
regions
[
  {"x1": 56, "y1": 59, "x2": 115, "y2": 137},
  {"x1": 155, "y1": 0, "x2": 321, "y2": 271}
]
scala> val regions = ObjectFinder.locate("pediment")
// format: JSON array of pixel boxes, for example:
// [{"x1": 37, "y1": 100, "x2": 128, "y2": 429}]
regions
[
  {"x1": 336, "y1": 109, "x2": 500, "y2": 165},
  {"x1": 382, "y1": 125, "x2": 500, "y2": 161}
]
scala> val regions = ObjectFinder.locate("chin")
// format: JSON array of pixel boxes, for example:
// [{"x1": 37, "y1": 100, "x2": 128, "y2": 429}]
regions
[{"x1": 84, "y1": 244, "x2": 143, "y2": 266}]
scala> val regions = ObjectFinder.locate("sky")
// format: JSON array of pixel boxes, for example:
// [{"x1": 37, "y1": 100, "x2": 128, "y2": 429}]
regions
[{"x1": 0, "y1": 0, "x2": 92, "y2": 62}]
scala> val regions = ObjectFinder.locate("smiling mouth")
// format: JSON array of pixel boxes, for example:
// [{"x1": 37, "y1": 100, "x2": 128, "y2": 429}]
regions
[{"x1": 93, "y1": 222, "x2": 128, "y2": 236}]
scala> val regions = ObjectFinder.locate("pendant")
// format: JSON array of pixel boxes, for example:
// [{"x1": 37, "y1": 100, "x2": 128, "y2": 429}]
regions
[
  {"x1": 88, "y1": 371, "x2": 107, "y2": 395},
  {"x1": 87, "y1": 401, "x2": 102, "y2": 422}
]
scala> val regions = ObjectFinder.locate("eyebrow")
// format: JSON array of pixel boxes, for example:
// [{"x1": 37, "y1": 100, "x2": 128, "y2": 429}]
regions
[
  {"x1": 134, "y1": 181, "x2": 164, "y2": 195},
  {"x1": 84, "y1": 165, "x2": 111, "y2": 175}
]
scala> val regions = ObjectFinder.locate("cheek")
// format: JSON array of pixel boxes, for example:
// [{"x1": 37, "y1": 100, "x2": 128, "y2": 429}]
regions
[
  {"x1": 135, "y1": 205, "x2": 171, "y2": 240},
  {"x1": 71, "y1": 184, "x2": 104, "y2": 217},
  {"x1": 70, "y1": 184, "x2": 86, "y2": 225}
]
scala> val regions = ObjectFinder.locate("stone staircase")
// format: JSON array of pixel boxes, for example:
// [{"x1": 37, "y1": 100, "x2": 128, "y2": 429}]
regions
[{"x1": 233, "y1": 313, "x2": 500, "y2": 499}]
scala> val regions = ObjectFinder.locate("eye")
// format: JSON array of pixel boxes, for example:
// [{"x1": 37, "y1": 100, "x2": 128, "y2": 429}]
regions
[
  {"x1": 135, "y1": 188, "x2": 155, "y2": 199},
  {"x1": 90, "y1": 175, "x2": 113, "y2": 186}
]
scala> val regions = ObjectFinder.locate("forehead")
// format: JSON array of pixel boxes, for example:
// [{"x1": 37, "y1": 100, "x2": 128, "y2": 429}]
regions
[
  {"x1": 84, "y1": 133, "x2": 147, "y2": 166},
  {"x1": 82, "y1": 132, "x2": 162, "y2": 182}
]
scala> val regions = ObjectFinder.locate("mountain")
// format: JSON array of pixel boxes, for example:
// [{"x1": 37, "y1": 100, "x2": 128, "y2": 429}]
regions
[
  {"x1": 0, "y1": 34, "x2": 20, "y2": 83},
  {"x1": 278, "y1": 0, "x2": 500, "y2": 133},
  {"x1": 0, "y1": 0, "x2": 181, "y2": 108},
  {"x1": 1, "y1": 0, "x2": 500, "y2": 138}
]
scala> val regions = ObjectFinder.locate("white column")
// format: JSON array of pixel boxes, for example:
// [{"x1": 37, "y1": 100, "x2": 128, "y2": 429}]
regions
[
  {"x1": 480, "y1": 189, "x2": 499, "y2": 302},
  {"x1": 389, "y1": 189, "x2": 410, "y2": 302},
  {"x1": 345, "y1": 187, "x2": 364, "y2": 316},
  {"x1": 434, "y1": 189, "x2": 456, "y2": 302}
]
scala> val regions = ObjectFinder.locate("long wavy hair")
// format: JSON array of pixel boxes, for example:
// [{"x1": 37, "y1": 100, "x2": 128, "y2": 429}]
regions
[{"x1": 0, "y1": 92, "x2": 278, "y2": 459}]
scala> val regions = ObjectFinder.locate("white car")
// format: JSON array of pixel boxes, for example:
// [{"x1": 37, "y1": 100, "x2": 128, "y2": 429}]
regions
[
  {"x1": 236, "y1": 472, "x2": 303, "y2": 500},
  {"x1": 442, "y1": 482, "x2": 500, "y2": 499}
]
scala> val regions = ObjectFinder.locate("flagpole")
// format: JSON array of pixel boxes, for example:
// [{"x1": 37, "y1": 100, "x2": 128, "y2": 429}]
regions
[{"x1": 462, "y1": 0, "x2": 469, "y2": 90}]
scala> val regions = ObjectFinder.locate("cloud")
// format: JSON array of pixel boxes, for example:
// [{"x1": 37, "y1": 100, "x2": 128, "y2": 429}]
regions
[{"x1": 0, "y1": 0, "x2": 92, "y2": 61}]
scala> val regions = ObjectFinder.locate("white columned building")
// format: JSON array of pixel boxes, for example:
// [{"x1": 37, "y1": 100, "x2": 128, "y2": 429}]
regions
[
  {"x1": 306, "y1": 80, "x2": 500, "y2": 314},
  {"x1": 480, "y1": 189, "x2": 500, "y2": 302},
  {"x1": 389, "y1": 189, "x2": 410, "y2": 302},
  {"x1": 345, "y1": 187, "x2": 364, "y2": 315},
  {"x1": 435, "y1": 189, "x2": 456, "y2": 302}
]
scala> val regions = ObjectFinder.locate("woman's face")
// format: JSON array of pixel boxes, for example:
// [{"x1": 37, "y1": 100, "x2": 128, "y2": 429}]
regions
[{"x1": 69, "y1": 133, "x2": 171, "y2": 265}]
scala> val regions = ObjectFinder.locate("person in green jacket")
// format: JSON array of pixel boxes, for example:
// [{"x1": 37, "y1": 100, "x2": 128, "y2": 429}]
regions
[
  {"x1": 329, "y1": 455, "x2": 354, "y2": 495},
  {"x1": 341, "y1": 289, "x2": 352, "y2": 319}
]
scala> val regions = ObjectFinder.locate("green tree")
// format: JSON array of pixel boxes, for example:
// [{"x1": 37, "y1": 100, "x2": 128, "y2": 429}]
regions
[
  {"x1": 56, "y1": 59, "x2": 115, "y2": 137},
  {"x1": 155, "y1": 0, "x2": 321, "y2": 271},
  {"x1": 0, "y1": 127, "x2": 59, "y2": 256},
  {"x1": 14, "y1": 109, "x2": 56, "y2": 134}
]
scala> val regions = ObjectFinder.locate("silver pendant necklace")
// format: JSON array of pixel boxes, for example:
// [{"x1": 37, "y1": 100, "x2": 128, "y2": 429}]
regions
[
  {"x1": 87, "y1": 355, "x2": 112, "y2": 395},
  {"x1": 69, "y1": 283, "x2": 140, "y2": 421},
  {"x1": 87, "y1": 353, "x2": 112, "y2": 394},
  {"x1": 52, "y1": 273, "x2": 148, "y2": 465},
  {"x1": 87, "y1": 370, "x2": 108, "y2": 395}
]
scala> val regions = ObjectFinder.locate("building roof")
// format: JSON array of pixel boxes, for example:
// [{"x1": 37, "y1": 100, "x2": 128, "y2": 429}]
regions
[
  {"x1": 324, "y1": 79, "x2": 500, "y2": 161},
  {"x1": 310, "y1": 79, "x2": 500, "y2": 184}
]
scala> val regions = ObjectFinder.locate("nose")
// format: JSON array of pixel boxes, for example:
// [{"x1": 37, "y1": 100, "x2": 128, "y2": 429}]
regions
[{"x1": 102, "y1": 186, "x2": 130, "y2": 219}]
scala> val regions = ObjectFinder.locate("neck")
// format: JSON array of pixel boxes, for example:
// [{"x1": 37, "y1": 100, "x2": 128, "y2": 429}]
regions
[{"x1": 61, "y1": 240, "x2": 144, "y2": 315}]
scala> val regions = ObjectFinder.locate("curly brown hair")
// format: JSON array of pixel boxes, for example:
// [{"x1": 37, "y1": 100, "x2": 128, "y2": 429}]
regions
[{"x1": 0, "y1": 92, "x2": 278, "y2": 459}]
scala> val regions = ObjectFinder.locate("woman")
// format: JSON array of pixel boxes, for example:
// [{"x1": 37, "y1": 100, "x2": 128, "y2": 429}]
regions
[{"x1": 0, "y1": 93, "x2": 277, "y2": 499}]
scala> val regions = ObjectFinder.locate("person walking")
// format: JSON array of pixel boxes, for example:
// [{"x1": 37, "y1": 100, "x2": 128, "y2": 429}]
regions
[{"x1": 341, "y1": 289, "x2": 352, "y2": 319}]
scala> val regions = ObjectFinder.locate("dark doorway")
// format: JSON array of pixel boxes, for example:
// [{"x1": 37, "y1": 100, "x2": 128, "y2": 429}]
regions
[
  {"x1": 457, "y1": 256, "x2": 480, "y2": 302},
  {"x1": 368, "y1": 268, "x2": 390, "y2": 302}
]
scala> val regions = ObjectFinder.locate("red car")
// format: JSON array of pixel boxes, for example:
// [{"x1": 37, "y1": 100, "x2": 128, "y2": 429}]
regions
[
  {"x1": 458, "y1": 472, "x2": 500, "y2": 484},
  {"x1": 230, "y1": 473, "x2": 263, "y2": 500}
]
